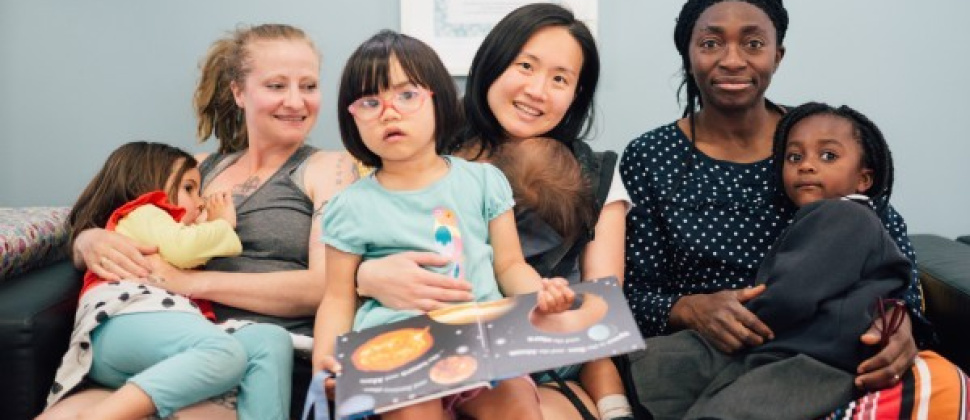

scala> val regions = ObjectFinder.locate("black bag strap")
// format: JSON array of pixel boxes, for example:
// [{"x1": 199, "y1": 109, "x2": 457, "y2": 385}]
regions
[{"x1": 531, "y1": 144, "x2": 626, "y2": 419}]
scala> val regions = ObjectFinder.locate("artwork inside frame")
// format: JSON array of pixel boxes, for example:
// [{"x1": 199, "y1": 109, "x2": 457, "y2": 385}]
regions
[{"x1": 400, "y1": 0, "x2": 598, "y2": 76}]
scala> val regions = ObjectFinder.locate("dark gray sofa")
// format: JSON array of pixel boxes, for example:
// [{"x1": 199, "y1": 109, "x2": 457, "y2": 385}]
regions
[
  {"x1": 2, "y1": 234, "x2": 969, "y2": 419},
  {"x1": 0, "y1": 260, "x2": 80, "y2": 420},
  {"x1": 909, "y1": 234, "x2": 970, "y2": 371}
]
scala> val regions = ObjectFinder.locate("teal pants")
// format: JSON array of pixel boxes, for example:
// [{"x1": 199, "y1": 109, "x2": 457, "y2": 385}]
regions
[{"x1": 89, "y1": 312, "x2": 293, "y2": 420}]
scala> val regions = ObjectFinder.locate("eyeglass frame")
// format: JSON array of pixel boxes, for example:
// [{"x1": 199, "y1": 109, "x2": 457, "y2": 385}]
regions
[{"x1": 347, "y1": 85, "x2": 434, "y2": 121}]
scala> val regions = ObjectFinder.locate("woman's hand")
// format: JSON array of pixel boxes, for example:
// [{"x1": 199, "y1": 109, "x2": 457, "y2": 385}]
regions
[
  {"x1": 855, "y1": 307, "x2": 917, "y2": 390},
  {"x1": 136, "y1": 254, "x2": 197, "y2": 296},
  {"x1": 669, "y1": 285, "x2": 774, "y2": 353},
  {"x1": 536, "y1": 277, "x2": 576, "y2": 314},
  {"x1": 356, "y1": 252, "x2": 474, "y2": 312},
  {"x1": 73, "y1": 228, "x2": 157, "y2": 280}
]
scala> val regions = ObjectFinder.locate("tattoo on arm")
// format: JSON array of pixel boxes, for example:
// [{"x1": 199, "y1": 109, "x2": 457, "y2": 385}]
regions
[
  {"x1": 334, "y1": 154, "x2": 362, "y2": 188},
  {"x1": 336, "y1": 155, "x2": 346, "y2": 187},
  {"x1": 313, "y1": 200, "x2": 330, "y2": 217},
  {"x1": 232, "y1": 175, "x2": 260, "y2": 197}
]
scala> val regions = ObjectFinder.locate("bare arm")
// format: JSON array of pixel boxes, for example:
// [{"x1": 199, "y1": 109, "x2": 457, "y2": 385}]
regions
[
  {"x1": 856, "y1": 309, "x2": 916, "y2": 389},
  {"x1": 72, "y1": 228, "x2": 156, "y2": 279},
  {"x1": 490, "y1": 211, "x2": 542, "y2": 295},
  {"x1": 356, "y1": 252, "x2": 473, "y2": 312},
  {"x1": 147, "y1": 151, "x2": 357, "y2": 317},
  {"x1": 579, "y1": 201, "x2": 626, "y2": 284},
  {"x1": 116, "y1": 205, "x2": 240, "y2": 269},
  {"x1": 490, "y1": 211, "x2": 574, "y2": 312},
  {"x1": 312, "y1": 246, "x2": 360, "y2": 373}
]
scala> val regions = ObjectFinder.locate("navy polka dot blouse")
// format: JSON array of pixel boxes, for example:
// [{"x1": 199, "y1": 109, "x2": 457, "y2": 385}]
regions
[{"x1": 620, "y1": 122, "x2": 931, "y2": 344}]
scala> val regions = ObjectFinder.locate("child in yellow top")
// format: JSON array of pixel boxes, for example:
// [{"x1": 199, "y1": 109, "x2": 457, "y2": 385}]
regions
[{"x1": 46, "y1": 141, "x2": 293, "y2": 420}]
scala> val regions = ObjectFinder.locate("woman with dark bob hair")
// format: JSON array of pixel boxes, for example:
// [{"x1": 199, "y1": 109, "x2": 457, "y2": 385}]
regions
[
  {"x1": 622, "y1": 0, "x2": 966, "y2": 417},
  {"x1": 357, "y1": 4, "x2": 636, "y2": 419}
]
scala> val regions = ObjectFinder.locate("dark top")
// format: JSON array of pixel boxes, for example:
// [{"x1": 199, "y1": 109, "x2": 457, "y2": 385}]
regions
[
  {"x1": 620, "y1": 122, "x2": 930, "y2": 344},
  {"x1": 199, "y1": 144, "x2": 318, "y2": 335},
  {"x1": 516, "y1": 140, "x2": 617, "y2": 283},
  {"x1": 747, "y1": 198, "x2": 910, "y2": 371}
]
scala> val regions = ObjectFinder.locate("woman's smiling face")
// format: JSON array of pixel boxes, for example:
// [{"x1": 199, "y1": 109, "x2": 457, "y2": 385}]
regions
[
  {"x1": 486, "y1": 26, "x2": 584, "y2": 141},
  {"x1": 688, "y1": 1, "x2": 784, "y2": 112},
  {"x1": 231, "y1": 39, "x2": 321, "y2": 147}
]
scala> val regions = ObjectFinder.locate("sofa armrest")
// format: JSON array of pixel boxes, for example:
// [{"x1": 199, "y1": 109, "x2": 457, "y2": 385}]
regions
[
  {"x1": 0, "y1": 259, "x2": 81, "y2": 420},
  {"x1": 956, "y1": 235, "x2": 970, "y2": 247},
  {"x1": 910, "y1": 234, "x2": 970, "y2": 372}
]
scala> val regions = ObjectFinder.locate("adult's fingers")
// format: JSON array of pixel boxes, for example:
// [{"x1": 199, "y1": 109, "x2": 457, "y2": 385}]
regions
[
  {"x1": 736, "y1": 284, "x2": 766, "y2": 303},
  {"x1": 855, "y1": 345, "x2": 915, "y2": 390},
  {"x1": 88, "y1": 256, "x2": 122, "y2": 281},
  {"x1": 112, "y1": 256, "x2": 146, "y2": 280},
  {"x1": 418, "y1": 271, "x2": 473, "y2": 292},
  {"x1": 674, "y1": 292, "x2": 747, "y2": 353},
  {"x1": 706, "y1": 325, "x2": 745, "y2": 354},
  {"x1": 415, "y1": 298, "x2": 450, "y2": 313},
  {"x1": 401, "y1": 251, "x2": 452, "y2": 267},
  {"x1": 855, "y1": 311, "x2": 916, "y2": 390},
  {"x1": 412, "y1": 277, "x2": 476, "y2": 311},
  {"x1": 733, "y1": 307, "x2": 774, "y2": 342},
  {"x1": 712, "y1": 310, "x2": 765, "y2": 348},
  {"x1": 413, "y1": 280, "x2": 473, "y2": 306},
  {"x1": 109, "y1": 246, "x2": 153, "y2": 279}
]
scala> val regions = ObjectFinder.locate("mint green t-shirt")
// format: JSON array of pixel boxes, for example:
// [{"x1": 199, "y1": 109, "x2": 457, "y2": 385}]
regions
[{"x1": 321, "y1": 156, "x2": 514, "y2": 331}]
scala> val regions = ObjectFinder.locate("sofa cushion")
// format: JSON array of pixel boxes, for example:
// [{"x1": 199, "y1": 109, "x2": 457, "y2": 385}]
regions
[
  {"x1": 910, "y1": 234, "x2": 970, "y2": 372},
  {"x1": 0, "y1": 207, "x2": 70, "y2": 282},
  {"x1": 0, "y1": 259, "x2": 80, "y2": 419},
  {"x1": 956, "y1": 235, "x2": 970, "y2": 247}
]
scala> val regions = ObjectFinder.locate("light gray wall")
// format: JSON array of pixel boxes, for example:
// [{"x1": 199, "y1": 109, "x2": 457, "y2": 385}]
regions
[{"x1": 2, "y1": 1, "x2": 968, "y2": 238}]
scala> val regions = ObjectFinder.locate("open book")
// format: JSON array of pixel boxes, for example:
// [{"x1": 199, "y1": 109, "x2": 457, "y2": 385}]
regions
[{"x1": 333, "y1": 277, "x2": 645, "y2": 419}]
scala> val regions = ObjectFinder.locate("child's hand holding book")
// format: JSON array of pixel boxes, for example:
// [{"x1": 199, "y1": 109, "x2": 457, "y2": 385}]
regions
[{"x1": 535, "y1": 277, "x2": 575, "y2": 314}]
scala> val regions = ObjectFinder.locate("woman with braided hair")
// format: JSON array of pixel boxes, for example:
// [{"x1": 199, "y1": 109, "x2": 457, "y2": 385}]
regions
[{"x1": 622, "y1": 0, "x2": 966, "y2": 418}]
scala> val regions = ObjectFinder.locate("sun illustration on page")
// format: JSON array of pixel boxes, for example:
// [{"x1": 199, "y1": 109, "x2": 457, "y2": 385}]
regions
[{"x1": 351, "y1": 327, "x2": 433, "y2": 372}]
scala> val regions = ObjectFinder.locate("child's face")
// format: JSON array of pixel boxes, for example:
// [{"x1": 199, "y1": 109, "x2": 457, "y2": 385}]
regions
[
  {"x1": 165, "y1": 162, "x2": 204, "y2": 224},
  {"x1": 782, "y1": 114, "x2": 873, "y2": 207},
  {"x1": 351, "y1": 56, "x2": 437, "y2": 166},
  {"x1": 486, "y1": 26, "x2": 583, "y2": 142}
]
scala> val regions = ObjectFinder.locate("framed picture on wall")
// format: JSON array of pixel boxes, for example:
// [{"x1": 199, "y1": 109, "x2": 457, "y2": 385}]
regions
[{"x1": 400, "y1": 0, "x2": 598, "y2": 76}]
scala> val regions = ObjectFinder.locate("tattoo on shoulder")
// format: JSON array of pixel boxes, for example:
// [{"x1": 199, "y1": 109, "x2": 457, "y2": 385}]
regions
[
  {"x1": 335, "y1": 155, "x2": 346, "y2": 187},
  {"x1": 232, "y1": 175, "x2": 260, "y2": 197}
]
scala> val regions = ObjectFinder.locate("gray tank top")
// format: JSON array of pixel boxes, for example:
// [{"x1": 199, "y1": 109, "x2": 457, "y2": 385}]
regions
[{"x1": 199, "y1": 144, "x2": 318, "y2": 334}]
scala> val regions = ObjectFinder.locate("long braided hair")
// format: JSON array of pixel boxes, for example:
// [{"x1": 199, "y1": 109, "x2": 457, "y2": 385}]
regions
[{"x1": 772, "y1": 102, "x2": 895, "y2": 211}]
